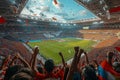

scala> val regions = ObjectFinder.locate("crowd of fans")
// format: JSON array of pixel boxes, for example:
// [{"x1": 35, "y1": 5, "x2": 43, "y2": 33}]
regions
[
  {"x1": 0, "y1": 27, "x2": 120, "y2": 80},
  {"x1": 0, "y1": 25, "x2": 119, "y2": 41},
  {"x1": 0, "y1": 45, "x2": 120, "y2": 80},
  {"x1": 79, "y1": 30, "x2": 120, "y2": 41}
]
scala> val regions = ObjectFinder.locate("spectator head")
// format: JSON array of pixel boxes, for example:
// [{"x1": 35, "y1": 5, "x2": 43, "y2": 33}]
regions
[
  {"x1": 44, "y1": 59, "x2": 54, "y2": 73},
  {"x1": 92, "y1": 59, "x2": 99, "y2": 68},
  {"x1": 37, "y1": 66, "x2": 43, "y2": 73},
  {"x1": 4, "y1": 65, "x2": 23, "y2": 80},
  {"x1": 82, "y1": 66, "x2": 98, "y2": 80},
  {"x1": 107, "y1": 52, "x2": 114, "y2": 59},
  {"x1": 89, "y1": 64, "x2": 95, "y2": 70},
  {"x1": 18, "y1": 68, "x2": 34, "y2": 77},
  {"x1": 10, "y1": 72, "x2": 33, "y2": 80}
]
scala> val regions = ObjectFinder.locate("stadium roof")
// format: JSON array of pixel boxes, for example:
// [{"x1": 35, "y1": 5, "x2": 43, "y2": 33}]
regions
[
  {"x1": 76, "y1": 0, "x2": 120, "y2": 23},
  {"x1": 0, "y1": 0, "x2": 120, "y2": 24},
  {"x1": 20, "y1": 0, "x2": 99, "y2": 23}
]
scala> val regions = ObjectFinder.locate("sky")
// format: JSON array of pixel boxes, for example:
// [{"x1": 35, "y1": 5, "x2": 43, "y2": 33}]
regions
[{"x1": 19, "y1": 0, "x2": 97, "y2": 23}]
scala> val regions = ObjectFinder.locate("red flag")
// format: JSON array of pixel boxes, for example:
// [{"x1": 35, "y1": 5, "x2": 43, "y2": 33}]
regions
[
  {"x1": 53, "y1": 0, "x2": 58, "y2": 5},
  {"x1": 115, "y1": 47, "x2": 120, "y2": 52},
  {"x1": 52, "y1": 17, "x2": 57, "y2": 21},
  {"x1": 0, "y1": 16, "x2": 6, "y2": 24},
  {"x1": 98, "y1": 60, "x2": 120, "y2": 80},
  {"x1": 109, "y1": 6, "x2": 120, "y2": 13}
]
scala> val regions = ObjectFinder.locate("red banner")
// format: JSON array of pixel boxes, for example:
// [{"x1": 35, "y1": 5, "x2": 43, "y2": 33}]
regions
[
  {"x1": 0, "y1": 17, "x2": 6, "y2": 24},
  {"x1": 109, "y1": 6, "x2": 120, "y2": 13},
  {"x1": 115, "y1": 47, "x2": 120, "y2": 52}
]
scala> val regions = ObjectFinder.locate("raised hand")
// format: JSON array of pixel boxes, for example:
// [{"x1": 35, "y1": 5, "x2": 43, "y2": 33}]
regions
[
  {"x1": 34, "y1": 46, "x2": 39, "y2": 55},
  {"x1": 74, "y1": 46, "x2": 79, "y2": 53},
  {"x1": 79, "y1": 49, "x2": 84, "y2": 54},
  {"x1": 59, "y1": 52, "x2": 66, "y2": 68},
  {"x1": 15, "y1": 53, "x2": 20, "y2": 58},
  {"x1": 83, "y1": 51, "x2": 89, "y2": 65},
  {"x1": 59, "y1": 52, "x2": 63, "y2": 57}
]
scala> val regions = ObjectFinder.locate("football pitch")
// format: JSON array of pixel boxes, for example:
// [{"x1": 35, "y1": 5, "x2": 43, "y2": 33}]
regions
[{"x1": 29, "y1": 38, "x2": 96, "y2": 64}]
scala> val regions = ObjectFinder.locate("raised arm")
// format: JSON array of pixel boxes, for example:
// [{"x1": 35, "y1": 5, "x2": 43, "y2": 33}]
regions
[
  {"x1": 59, "y1": 52, "x2": 66, "y2": 68},
  {"x1": 31, "y1": 46, "x2": 39, "y2": 72},
  {"x1": 66, "y1": 46, "x2": 83, "y2": 80},
  {"x1": 29, "y1": 53, "x2": 34, "y2": 67},
  {"x1": 84, "y1": 51, "x2": 89, "y2": 65},
  {"x1": 77, "y1": 49, "x2": 84, "y2": 72},
  {"x1": 107, "y1": 51, "x2": 114, "y2": 66},
  {"x1": 16, "y1": 53, "x2": 31, "y2": 69},
  {"x1": 1, "y1": 55, "x2": 11, "y2": 70},
  {"x1": 9, "y1": 54, "x2": 18, "y2": 66}
]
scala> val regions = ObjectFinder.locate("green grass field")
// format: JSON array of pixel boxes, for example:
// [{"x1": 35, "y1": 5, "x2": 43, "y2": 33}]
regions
[{"x1": 29, "y1": 38, "x2": 96, "y2": 64}]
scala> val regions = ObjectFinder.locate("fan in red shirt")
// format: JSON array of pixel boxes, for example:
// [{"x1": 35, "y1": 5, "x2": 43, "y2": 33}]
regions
[{"x1": 31, "y1": 47, "x2": 64, "y2": 80}]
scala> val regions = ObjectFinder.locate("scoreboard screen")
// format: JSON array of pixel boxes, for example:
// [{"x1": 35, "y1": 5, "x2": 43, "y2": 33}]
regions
[{"x1": 83, "y1": 26, "x2": 89, "y2": 29}]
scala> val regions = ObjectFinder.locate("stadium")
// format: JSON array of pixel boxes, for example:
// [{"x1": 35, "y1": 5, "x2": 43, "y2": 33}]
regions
[{"x1": 0, "y1": 0, "x2": 120, "y2": 80}]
